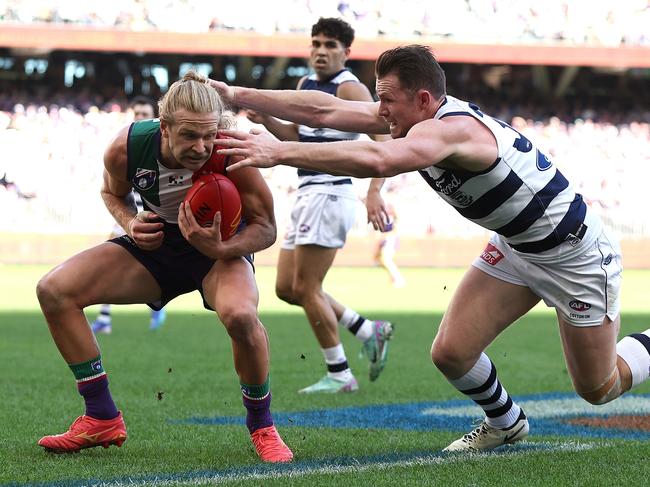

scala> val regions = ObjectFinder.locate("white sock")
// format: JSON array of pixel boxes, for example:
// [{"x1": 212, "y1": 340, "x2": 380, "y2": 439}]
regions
[
  {"x1": 96, "y1": 304, "x2": 112, "y2": 324},
  {"x1": 339, "y1": 308, "x2": 373, "y2": 342},
  {"x1": 448, "y1": 353, "x2": 521, "y2": 429},
  {"x1": 617, "y1": 329, "x2": 650, "y2": 388},
  {"x1": 322, "y1": 344, "x2": 353, "y2": 381}
]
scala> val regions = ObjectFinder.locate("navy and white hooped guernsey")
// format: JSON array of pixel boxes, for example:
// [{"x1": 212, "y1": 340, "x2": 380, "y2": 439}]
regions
[
  {"x1": 420, "y1": 95, "x2": 598, "y2": 256},
  {"x1": 297, "y1": 69, "x2": 362, "y2": 184}
]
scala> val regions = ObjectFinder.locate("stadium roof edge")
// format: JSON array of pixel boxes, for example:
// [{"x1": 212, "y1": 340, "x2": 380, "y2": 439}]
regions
[{"x1": 0, "y1": 24, "x2": 649, "y2": 68}]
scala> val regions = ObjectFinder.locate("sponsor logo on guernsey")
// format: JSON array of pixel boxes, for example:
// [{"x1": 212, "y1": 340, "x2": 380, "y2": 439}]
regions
[
  {"x1": 480, "y1": 243, "x2": 505, "y2": 266},
  {"x1": 603, "y1": 253, "x2": 613, "y2": 265},
  {"x1": 449, "y1": 191, "x2": 473, "y2": 207},
  {"x1": 168, "y1": 175, "x2": 186, "y2": 186},
  {"x1": 433, "y1": 173, "x2": 462, "y2": 196},
  {"x1": 133, "y1": 168, "x2": 157, "y2": 190},
  {"x1": 565, "y1": 223, "x2": 588, "y2": 247}
]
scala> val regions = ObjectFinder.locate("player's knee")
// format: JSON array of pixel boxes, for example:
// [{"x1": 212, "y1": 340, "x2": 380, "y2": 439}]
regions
[
  {"x1": 289, "y1": 283, "x2": 314, "y2": 306},
  {"x1": 275, "y1": 285, "x2": 297, "y2": 305},
  {"x1": 430, "y1": 339, "x2": 458, "y2": 374},
  {"x1": 36, "y1": 272, "x2": 65, "y2": 314},
  {"x1": 430, "y1": 336, "x2": 480, "y2": 378},
  {"x1": 219, "y1": 306, "x2": 259, "y2": 343},
  {"x1": 576, "y1": 370, "x2": 622, "y2": 406}
]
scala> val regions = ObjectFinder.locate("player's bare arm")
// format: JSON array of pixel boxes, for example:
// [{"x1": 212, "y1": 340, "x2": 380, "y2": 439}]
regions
[
  {"x1": 179, "y1": 160, "x2": 275, "y2": 260},
  {"x1": 210, "y1": 79, "x2": 388, "y2": 135},
  {"x1": 246, "y1": 110, "x2": 299, "y2": 141},
  {"x1": 219, "y1": 118, "x2": 463, "y2": 177},
  {"x1": 102, "y1": 125, "x2": 164, "y2": 250}
]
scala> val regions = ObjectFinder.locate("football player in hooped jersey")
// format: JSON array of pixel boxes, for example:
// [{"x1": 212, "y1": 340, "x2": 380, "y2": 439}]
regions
[
  {"x1": 244, "y1": 17, "x2": 394, "y2": 395},
  {"x1": 35, "y1": 71, "x2": 293, "y2": 462},
  {"x1": 211, "y1": 45, "x2": 650, "y2": 452}
]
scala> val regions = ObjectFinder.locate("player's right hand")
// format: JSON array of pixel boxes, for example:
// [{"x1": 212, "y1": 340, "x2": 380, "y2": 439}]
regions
[
  {"x1": 245, "y1": 110, "x2": 268, "y2": 125},
  {"x1": 127, "y1": 211, "x2": 164, "y2": 250},
  {"x1": 366, "y1": 190, "x2": 389, "y2": 232},
  {"x1": 208, "y1": 79, "x2": 236, "y2": 105}
]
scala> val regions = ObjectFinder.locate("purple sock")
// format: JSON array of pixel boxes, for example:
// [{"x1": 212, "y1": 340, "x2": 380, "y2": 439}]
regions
[
  {"x1": 243, "y1": 392, "x2": 273, "y2": 434},
  {"x1": 77, "y1": 376, "x2": 119, "y2": 420}
]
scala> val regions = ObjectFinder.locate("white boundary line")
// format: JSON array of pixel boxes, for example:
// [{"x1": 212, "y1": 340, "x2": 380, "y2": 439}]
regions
[{"x1": 78, "y1": 441, "x2": 599, "y2": 487}]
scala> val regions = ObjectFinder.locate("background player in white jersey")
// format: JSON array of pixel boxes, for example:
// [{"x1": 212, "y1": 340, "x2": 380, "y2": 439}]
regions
[
  {"x1": 211, "y1": 44, "x2": 650, "y2": 451},
  {"x1": 35, "y1": 72, "x2": 293, "y2": 462},
  {"x1": 243, "y1": 18, "x2": 394, "y2": 394},
  {"x1": 91, "y1": 96, "x2": 167, "y2": 334}
]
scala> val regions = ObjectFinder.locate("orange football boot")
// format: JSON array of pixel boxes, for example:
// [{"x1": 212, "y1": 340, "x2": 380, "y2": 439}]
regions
[
  {"x1": 250, "y1": 425, "x2": 293, "y2": 463},
  {"x1": 38, "y1": 411, "x2": 127, "y2": 453}
]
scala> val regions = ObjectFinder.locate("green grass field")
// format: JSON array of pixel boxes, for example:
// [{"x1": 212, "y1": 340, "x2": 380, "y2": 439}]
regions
[{"x1": 1, "y1": 265, "x2": 650, "y2": 486}]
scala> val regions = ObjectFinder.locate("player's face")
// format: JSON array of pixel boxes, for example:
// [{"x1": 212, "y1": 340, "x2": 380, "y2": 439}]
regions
[
  {"x1": 161, "y1": 109, "x2": 220, "y2": 170},
  {"x1": 132, "y1": 103, "x2": 155, "y2": 121},
  {"x1": 309, "y1": 34, "x2": 349, "y2": 79},
  {"x1": 376, "y1": 73, "x2": 424, "y2": 139}
]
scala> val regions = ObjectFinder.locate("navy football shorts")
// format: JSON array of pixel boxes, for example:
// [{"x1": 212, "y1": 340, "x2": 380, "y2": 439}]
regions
[{"x1": 110, "y1": 222, "x2": 253, "y2": 311}]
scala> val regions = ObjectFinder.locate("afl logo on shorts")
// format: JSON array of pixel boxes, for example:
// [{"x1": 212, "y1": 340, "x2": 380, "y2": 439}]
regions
[
  {"x1": 480, "y1": 243, "x2": 504, "y2": 266},
  {"x1": 569, "y1": 300, "x2": 591, "y2": 312},
  {"x1": 133, "y1": 168, "x2": 157, "y2": 190}
]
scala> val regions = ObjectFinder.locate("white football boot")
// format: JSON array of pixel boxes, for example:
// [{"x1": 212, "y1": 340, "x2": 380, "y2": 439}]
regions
[{"x1": 443, "y1": 410, "x2": 529, "y2": 452}]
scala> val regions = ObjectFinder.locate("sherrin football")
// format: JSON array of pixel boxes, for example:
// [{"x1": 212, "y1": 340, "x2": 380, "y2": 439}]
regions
[{"x1": 183, "y1": 173, "x2": 242, "y2": 240}]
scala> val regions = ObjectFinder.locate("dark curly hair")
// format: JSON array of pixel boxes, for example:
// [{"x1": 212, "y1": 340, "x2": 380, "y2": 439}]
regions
[{"x1": 311, "y1": 17, "x2": 355, "y2": 48}]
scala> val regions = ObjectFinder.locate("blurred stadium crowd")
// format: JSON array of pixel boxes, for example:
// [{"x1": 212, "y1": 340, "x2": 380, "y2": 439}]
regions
[
  {"x1": 1, "y1": 0, "x2": 649, "y2": 46},
  {"x1": 2, "y1": 90, "x2": 649, "y2": 239}
]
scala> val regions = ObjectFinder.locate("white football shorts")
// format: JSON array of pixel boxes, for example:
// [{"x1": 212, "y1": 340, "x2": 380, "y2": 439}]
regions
[
  {"x1": 282, "y1": 182, "x2": 357, "y2": 250},
  {"x1": 472, "y1": 228, "x2": 622, "y2": 327}
]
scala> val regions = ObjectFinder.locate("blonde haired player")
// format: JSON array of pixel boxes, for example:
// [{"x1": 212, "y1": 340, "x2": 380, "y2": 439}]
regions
[{"x1": 36, "y1": 71, "x2": 292, "y2": 462}]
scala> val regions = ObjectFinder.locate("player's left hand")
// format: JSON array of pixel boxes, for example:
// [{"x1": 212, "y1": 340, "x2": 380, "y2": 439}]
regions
[
  {"x1": 366, "y1": 190, "x2": 389, "y2": 232},
  {"x1": 178, "y1": 202, "x2": 226, "y2": 259},
  {"x1": 216, "y1": 129, "x2": 280, "y2": 171}
]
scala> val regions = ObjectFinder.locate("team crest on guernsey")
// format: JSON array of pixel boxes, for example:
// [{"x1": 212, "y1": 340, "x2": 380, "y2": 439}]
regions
[{"x1": 133, "y1": 168, "x2": 157, "y2": 190}]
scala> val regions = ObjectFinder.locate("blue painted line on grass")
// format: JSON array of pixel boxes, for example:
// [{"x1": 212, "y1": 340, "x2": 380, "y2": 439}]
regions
[
  {"x1": 4, "y1": 442, "x2": 590, "y2": 487},
  {"x1": 177, "y1": 392, "x2": 650, "y2": 441}
]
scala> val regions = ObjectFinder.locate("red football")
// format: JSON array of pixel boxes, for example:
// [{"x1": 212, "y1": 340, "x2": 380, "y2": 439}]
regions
[{"x1": 183, "y1": 173, "x2": 242, "y2": 240}]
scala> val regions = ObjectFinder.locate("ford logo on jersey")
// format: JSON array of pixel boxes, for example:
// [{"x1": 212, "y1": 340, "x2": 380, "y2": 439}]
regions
[
  {"x1": 536, "y1": 150, "x2": 553, "y2": 171},
  {"x1": 569, "y1": 300, "x2": 591, "y2": 312}
]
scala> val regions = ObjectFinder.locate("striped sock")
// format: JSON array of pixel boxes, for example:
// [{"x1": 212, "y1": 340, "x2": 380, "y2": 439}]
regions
[
  {"x1": 95, "y1": 304, "x2": 112, "y2": 324},
  {"x1": 617, "y1": 329, "x2": 650, "y2": 388},
  {"x1": 323, "y1": 344, "x2": 353, "y2": 381},
  {"x1": 339, "y1": 308, "x2": 373, "y2": 342},
  {"x1": 241, "y1": 376, "x2": 273, "y2": 434},
  {"x1": 448, "y1": 353, "x2": 521, "y2": 429},
  {"x1": 69, "y1": 355, "x2": 118, "y2": 420}
]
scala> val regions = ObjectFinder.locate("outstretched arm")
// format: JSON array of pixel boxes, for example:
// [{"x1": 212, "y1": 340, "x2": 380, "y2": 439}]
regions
[
  {"x1": 218, "y1": 119, "x2": 456, "y2": 178},
  {"x1": 210, "y1": 79, "x2": 389, "y2": 135}
]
